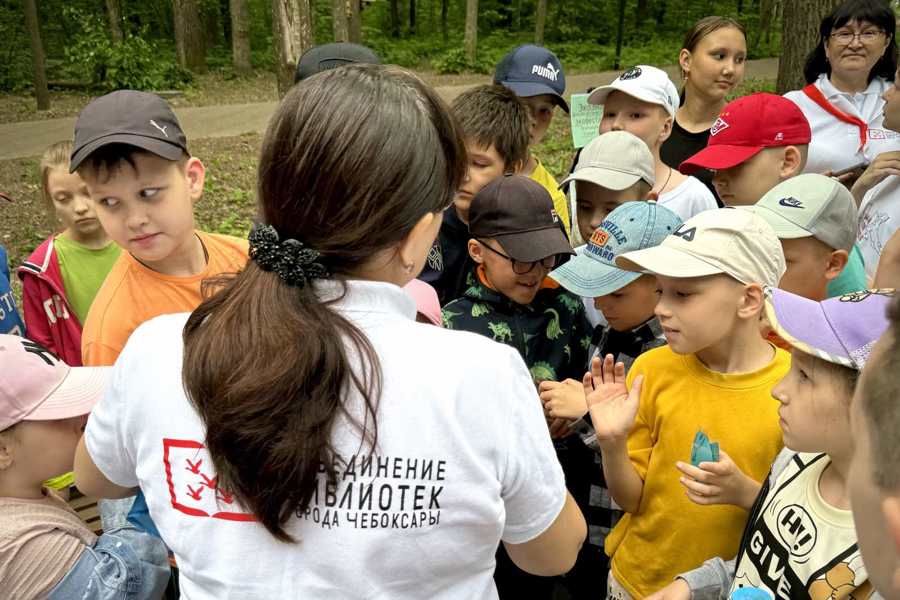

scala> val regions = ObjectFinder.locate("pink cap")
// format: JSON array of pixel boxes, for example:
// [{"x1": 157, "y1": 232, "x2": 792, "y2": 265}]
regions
[
  {"x1": 0, "y1": 335, "x2": 108, "y2": 430},
  {"x1": 404, "y1": 280, "x2": 443, "y2": 326}
]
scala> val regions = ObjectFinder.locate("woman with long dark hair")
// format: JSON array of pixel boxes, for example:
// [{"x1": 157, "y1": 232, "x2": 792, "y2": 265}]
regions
[
  {"x1": 784, "y1": 0, "x2": 899, "y2": 177},
  {"x1": 72, "y1": 65, "x2": 585, "y2": 598}
]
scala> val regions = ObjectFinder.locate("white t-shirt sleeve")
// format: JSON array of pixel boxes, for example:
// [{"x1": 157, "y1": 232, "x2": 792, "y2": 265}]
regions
[
  {"x1": 659, "y1": 176, "x2": 718, "y2": 219},
  {"x1": 496, "y1": 348, "x2": 567, "y2": 544},
  {"x1": 83, "y1": 324, "x2": 146, "y2": 489}
]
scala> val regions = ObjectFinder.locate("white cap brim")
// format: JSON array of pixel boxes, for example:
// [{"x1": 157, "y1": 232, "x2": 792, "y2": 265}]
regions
[{"x1": 560, "y1": 167, "x2": 643, "y2": 191}]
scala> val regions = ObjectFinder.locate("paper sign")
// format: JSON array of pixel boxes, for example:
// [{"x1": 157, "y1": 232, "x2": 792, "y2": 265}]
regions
[{"x1": 570, "y1": 93, "x2": 603, "y2": 149}]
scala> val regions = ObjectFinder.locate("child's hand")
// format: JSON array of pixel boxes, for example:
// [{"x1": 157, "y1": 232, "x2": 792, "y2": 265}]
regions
[
  {"x1": 646, "y1": 578, "x2": 691, "y2": 600},
  {"x1": 539, "y1": 379, "x2": 588, "y2": 420},
  {"x1": 584, "y1": 355, "x2": 643, "y2": 448},
  {"x1": 676, "y1": 449, "x2": 761, "y2": 510}
]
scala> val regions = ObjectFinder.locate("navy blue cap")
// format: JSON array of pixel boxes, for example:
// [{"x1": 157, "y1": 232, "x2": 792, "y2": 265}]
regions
[{"x1": 494, "y1": 45, "x2": 568, "y2": 113}]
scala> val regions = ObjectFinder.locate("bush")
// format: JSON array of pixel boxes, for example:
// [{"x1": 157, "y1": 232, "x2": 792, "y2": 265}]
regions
[
  {"x1": 433, "y1": 47, "x2": 493, "y2": 74},
  {"x1": 62, "y1": 7, "x2": 192, "y2": 92}
]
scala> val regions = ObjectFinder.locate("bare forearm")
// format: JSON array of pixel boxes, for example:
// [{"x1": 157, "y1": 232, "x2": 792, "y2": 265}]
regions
[{"x1": 600, "y1": 442, "x2": 644, "y2": 513}]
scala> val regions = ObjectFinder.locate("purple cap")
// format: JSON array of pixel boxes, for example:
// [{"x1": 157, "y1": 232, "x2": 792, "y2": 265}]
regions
[{"x1": 764, "y1": 288, "x2": 895, "y2": 369}]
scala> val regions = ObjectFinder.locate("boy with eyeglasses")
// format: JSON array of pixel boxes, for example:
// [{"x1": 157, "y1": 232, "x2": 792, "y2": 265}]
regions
[{"x1": 442, "y1": 174, "x2": 593, "y2": 599}]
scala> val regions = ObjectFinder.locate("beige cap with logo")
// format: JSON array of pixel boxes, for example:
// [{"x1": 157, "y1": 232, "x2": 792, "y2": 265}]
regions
[{"x1": 616, "y1": 207, "x2": 786, "y2": 287}]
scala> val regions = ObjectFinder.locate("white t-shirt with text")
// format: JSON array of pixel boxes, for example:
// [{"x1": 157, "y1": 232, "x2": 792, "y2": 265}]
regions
[{"x1": 84, "y1": 280, "x2": 567, "y2": 600}]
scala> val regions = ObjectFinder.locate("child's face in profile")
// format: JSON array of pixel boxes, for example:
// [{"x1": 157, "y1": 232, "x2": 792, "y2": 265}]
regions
[
  {"x1": 594, "y1": 275, "x2": 660, "y2": 332},
  {"x1": 712, "y1": 148, "x2": 785, "y2": 206},
  {"x1": 576, "y1": 181, "x2": 646, "y2": 243},
  {"x1": 521, "y1": 94, "x2": 557, "y2": 146},
  {"x1": 772, "y1": 349, "x2": 852, "y2": 456},
  {"x1": 81, "y1": 153, "x2": 204, "y2": 271},
  {"x1": 778, "y1": 237, "x2": 841, "y2": 302},
  {"x1": 1, "y1": 416, "x2": 86, "y2": 490},
  {"x1": 654, "y1": 273, "x2": 747, "y2": 355},
  {"x1": 471, "y1": 238, "x2": 553, "y2": 305},
  {"x1": 46, "y1": 167, "x2": 105, "y2": 242},
  {"x1": 456, "y1": 142, "x2": 506, "y2": 224}
]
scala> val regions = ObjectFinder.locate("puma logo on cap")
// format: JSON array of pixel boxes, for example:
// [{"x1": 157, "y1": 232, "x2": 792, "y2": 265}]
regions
[{"x1": 532, "y1": 62, "x2": 560, "y2": 82}]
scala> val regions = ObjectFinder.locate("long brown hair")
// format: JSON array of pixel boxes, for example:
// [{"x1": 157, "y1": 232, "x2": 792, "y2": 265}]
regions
[{"x1": 182, "y1": 65, "x2": 466, "y2": 542}]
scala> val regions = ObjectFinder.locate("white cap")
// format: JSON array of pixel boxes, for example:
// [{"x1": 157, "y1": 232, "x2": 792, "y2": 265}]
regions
[
  {"x1": 616, "y1": 208, "x2": 786, "y2": 287},
  {"x1": 560, "y1": 131, "x2": 655, "y2": 191},
  {"x1": 588, "y1": 65, "x2": 680, "y2": 117}
]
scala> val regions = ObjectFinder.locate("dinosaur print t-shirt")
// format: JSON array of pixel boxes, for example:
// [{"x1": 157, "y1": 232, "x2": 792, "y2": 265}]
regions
[
  {"x1": 83, "y1": 281, "x2": 567, "y2": 599},
  {"x1": 441, "y1": 268, "x2": 592, "y2": 383}
]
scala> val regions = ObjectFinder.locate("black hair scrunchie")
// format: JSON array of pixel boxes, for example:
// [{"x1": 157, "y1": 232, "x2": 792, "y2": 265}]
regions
[{"x1": 248, "y1": 223, "x2": 329, "y2": 288}]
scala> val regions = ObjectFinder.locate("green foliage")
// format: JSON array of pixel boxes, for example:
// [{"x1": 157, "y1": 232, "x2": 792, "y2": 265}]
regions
[
  {"x1": 61, "y1": 7, "x2": 191, "y2": 91},
  {"x1": 433, "y1": 48, "x2": 493, "y2": 74},
  {"x1": 0, "y1": 4, "x2": 33, "y2": 92}
]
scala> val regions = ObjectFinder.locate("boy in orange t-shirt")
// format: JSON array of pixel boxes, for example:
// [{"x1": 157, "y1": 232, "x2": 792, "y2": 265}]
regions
[{"x1": 71, "y1": 91, "x2": 248, "y2": 368}]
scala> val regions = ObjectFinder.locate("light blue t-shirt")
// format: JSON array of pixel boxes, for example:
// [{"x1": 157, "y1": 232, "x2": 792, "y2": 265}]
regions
[
  {"x1": 0, "y1": 245, "x2": 24, "y2": 335},
  {"x1": 826, "y1": 244, "x2": 868, "y2": 297}
]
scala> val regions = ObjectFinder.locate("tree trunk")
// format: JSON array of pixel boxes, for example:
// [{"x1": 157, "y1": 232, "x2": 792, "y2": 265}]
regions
[
  {"x1": 534, "y1": 0, "x2": 547, "y2": 45},
  {"x1": 230, "y1": 0, "x2": 252, "y2": 75},
  {"x1": 204, "y1": 2, "x2": 221, "y2": 47},
  {"x1": 464, "y1": 0, "x2": 477, "y2": 63},
  {"x1": 24, "y1": 0, "x2": 49, "y2": 110},
  {"x1": 106, "y1": 0, "x2": 124, "y2": 43},
  {"x1": 221, "y1": 0, "x2": 232, "y2": 46},
  {"x1": 174, "y1": 0, "x2": 207, "y2": 73},
  {"x1": 348, "y1": 0, "x2": 362, "y2": 42},
  {"x1": 440, "y1": 0, "x2": 448, "y2": 42},
  {"x1": 635, "y1": 0, "x2": 648, "y2": 28},
  {"x1": 776, "y1": 0, "x2": 842, "y2": 93},
  {"x1": 754, "y1": 0, "x2": 776, "y2": 49},
  {"x1": 613, "y1": 0, "x2": 626, "y2": 69},
  {"x1": 272, "y1": 0, "x2": 314, "y2": 96},
  {"x1": 333, "y1": 0, "x2": 349, "y2": 40},
  {"x1": 409, "y1": 0, "x2": 416, "y2": 35},
  {"x1": 390, "y1": 0, "x2": 400, "y2": 37}
]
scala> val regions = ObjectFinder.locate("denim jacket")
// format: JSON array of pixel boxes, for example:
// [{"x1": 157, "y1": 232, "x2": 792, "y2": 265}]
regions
[{"x1": 47, "y1": 527, "x2": 170, "y2": 600}]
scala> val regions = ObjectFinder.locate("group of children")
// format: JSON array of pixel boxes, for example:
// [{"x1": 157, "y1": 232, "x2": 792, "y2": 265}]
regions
[{"x1": 1, "y1": 23, "x2": 900, "y2": 600}]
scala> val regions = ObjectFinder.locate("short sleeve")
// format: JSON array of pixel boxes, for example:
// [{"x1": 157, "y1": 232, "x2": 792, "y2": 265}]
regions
[
  {"x1": 83, "y1": 337, "x2": 139, "y2": 488},
  {"x1": 498, "y1": 347, "x2": 567, "y2": 544},
  {"x1": 625, "y1": 357, "x2": 654, "y2": 481}
]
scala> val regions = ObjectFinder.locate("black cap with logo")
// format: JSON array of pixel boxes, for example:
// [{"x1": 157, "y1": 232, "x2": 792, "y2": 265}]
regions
[
  {"x1": 294, "y1": 43, "x2": 381, "y2": 83},
  {"x1": 469, "y1": 174, "x2": 574, "y2": 262},
  {"x1": 69, "y1": 90, "x2": 188, "y2": 173}
]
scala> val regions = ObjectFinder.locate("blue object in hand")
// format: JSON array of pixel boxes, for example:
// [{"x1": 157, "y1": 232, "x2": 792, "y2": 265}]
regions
[{"x1": 691, "y1": 430, "x2": 720, "y2": 467}]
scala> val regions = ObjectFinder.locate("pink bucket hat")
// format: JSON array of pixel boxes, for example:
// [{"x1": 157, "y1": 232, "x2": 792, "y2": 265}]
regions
[{"x1": 0, "y1": 335, "x2": 108, "y2": 430}]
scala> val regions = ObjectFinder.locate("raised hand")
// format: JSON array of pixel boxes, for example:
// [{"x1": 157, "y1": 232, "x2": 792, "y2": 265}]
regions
[
  {"x1": 583, "y1": 355, "x2": 643, "y2": 447},
  {"x1": 851, "y1": 151, "x2": 900, "y2": 204}
]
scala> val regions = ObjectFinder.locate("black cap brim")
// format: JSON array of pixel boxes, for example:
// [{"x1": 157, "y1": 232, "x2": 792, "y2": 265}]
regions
[
  {"x1": 70, "y1": 133, "x2": 186, "y2": 172},
  {"x1": 495, "y1": 226, "x2": 575, "y2": 263},
  {"x1": 500, "y1": 81, "x2": 569, "y2": 113}
]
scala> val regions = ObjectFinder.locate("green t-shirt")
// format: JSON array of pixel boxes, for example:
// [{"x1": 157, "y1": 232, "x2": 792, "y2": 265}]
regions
[
  {"x1": 826, "y1": 244, "x2": 868, "y2": 298},
  {"x1": 54, "y1": 234, "x2": 121, "y2": 325}
]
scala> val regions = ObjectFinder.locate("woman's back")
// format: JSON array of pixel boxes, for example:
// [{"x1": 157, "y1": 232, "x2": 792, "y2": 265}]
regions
[{"x1": 85, "y1": 281, "x2": 565, "y2": 599}]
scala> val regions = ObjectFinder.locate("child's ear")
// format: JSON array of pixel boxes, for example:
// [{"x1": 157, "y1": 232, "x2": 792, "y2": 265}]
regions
[
  {"x1": 659, "y1": 114, "x2": 674, "y2": 144},
  {"x1": 184, "y1": 157, "x2": 206, "y2": 202},
  {"x1": 824, "y1": 249, "x2": 849, "y2": 281},
  {"x1": 738, "y1": 283, "x2": 765, "y2": 319},
  {"x1": 468, "y1": 239, "x2": 485, "y2": 263},
  {"x1": 0, "y1": 434, "x2": 15, "y2": 471},
  {"x1": 780, "y1": 147, "x2": 803, "y2": 179}
]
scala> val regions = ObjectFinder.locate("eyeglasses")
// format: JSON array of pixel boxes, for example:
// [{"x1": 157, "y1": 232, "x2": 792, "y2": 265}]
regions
[
  {"x1": 830, "y1": 29, "x2": 885, "y2": 45},
  {"x1": 477, "y1": 240, "x2": 560, "y2": 275}
]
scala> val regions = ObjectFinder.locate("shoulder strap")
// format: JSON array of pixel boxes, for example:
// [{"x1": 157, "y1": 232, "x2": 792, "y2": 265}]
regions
[{"x1": 802, "y1": 83, "x2": 867, "y2": 152}]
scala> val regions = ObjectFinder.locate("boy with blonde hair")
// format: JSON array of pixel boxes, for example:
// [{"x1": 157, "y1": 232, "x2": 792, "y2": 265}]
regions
[{"x1": 585, "y1": 208, "x2": 790, "y2": 598}]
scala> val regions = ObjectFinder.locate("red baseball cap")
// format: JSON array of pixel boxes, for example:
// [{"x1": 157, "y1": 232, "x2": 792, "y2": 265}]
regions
[{"x1": 679, "y1": 93, "x2": 811, "y2": 175}]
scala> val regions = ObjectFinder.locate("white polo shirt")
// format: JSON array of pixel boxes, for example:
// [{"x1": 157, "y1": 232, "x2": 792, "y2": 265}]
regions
[
  {"x1": 858, "y1": 175, "x2": 900, "y2": 279},
  {"x1": 785, "y1": 74, "x2": 900, "y2": 174},
  {"x1": 84, "y1": 280, "x2": 567, "y2": 600}
]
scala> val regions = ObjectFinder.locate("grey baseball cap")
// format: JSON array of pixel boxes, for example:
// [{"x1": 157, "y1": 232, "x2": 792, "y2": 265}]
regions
[
  {"x1": 70, "y1": 90, "x2": 188, "y2": 172},
  {"x1": 751, "y1": 173, "x2": 858, "y2": 252}
]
